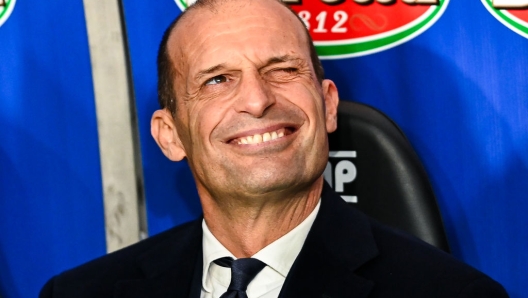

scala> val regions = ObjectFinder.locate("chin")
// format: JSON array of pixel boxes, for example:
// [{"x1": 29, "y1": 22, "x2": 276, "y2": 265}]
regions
[{"x1": 236, "y1": 171, "x2": 318, "y2": 196}]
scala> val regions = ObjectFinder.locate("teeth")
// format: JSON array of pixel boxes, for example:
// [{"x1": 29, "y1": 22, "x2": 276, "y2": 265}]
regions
[{"x1": 236, "y1": 129, "x2": 287, "y2": 145}]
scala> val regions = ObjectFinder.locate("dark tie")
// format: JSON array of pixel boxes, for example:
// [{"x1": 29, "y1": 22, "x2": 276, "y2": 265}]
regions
[{"x1": 214, "y1": 257, "x2": 266, "y2": 298}]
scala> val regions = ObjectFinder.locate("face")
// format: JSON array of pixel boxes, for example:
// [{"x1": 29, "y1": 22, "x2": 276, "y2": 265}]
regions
[{"x1": 152, "y1": 0, "x2": 339, "y2": 201}]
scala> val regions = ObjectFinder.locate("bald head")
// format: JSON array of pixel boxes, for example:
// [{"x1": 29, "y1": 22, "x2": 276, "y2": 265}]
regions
[{"x1": 156, "y1": 0, "x2": 324, "y2": 114}]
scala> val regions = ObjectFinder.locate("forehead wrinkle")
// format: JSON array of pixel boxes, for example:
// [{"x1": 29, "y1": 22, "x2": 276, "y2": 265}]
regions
[
  {"x1": 174, "y1": 0, "x2": 308, "y2": 51},
  {"x1": 178, "y1": 0, "x2": 308, "y2": 51},
  {"x1": 186, "y1": 3, "x2": 305, "y2": 47},
  {"x1": 184, "y1": 26, "x2": 302, "y2": 77},
  {"x1": 169, "y1": 0, "x2": 313, "y2": 94}
]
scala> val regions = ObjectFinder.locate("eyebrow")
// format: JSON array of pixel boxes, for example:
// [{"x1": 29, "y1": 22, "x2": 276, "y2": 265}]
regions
[
  {"x1": 195, "y1": 64, "x2": 227, "y2": 81},
  {"x1": 264, "y1": 55, "x2": 302, "y2": 67}
]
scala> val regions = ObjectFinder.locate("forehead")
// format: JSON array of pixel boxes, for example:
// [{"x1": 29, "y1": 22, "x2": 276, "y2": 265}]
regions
[{"x1": 168, "y1": 0, "x2": 310, "y2": 74}]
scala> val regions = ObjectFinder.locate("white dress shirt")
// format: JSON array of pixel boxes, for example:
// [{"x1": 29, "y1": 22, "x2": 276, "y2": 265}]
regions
[{"x1": 200, "y1": 199, "x2": 321, "y2": 298}]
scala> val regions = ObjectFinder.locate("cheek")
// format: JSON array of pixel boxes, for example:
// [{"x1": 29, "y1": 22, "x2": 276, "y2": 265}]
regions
[
  {"x1": 188, "y1": 101, "x2": 229, "y2": 148},
  {"x1": 277, "y1": 82, "x2": 325, "y2": 122}
]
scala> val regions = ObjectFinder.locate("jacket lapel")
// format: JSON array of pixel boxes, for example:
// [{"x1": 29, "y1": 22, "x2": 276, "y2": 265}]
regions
[
  {"x1": 279, "y1": 183, "x2": 379, "y2": 298},
  {"x1": 113, "y1": 220, "x2": 203, "y2": 298}
]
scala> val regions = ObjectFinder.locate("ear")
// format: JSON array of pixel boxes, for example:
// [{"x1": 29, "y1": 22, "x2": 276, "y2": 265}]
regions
[
  {"x1": 151, "y1": 109, "x2": 187, "y2": 161},
  {"x1": 322, "y1": 79, "x2": 339, "y2": 133}
]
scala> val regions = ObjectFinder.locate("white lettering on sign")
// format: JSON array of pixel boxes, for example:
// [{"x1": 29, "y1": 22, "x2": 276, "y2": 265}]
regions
[
  {"x1": 314, "y1": 11, "x2": 329, "y2": 33},
  {"x1": 325, "y1": 151, "x2": 358, "y2": 203},
  {"x1": 298, "y1": 10, "x2": 311, "y2": 29},
  {"x1": 299, "y1": 10, "x2": 349, "y2": 33},
  {"x1": 335, "y1": 160, "x2": 357, "y2": 192},
  {"x1": 329, "y1": 151, "x2": 357, "y2": 158},
  {"x1": 492, "y1": 0, "x2": 528, "y2": 8},
  {"x1": 332, "y1": 11, "x2": 349, "y2": 33}
]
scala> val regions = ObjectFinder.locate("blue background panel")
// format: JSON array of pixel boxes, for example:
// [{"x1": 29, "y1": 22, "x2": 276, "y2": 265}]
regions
[{"x1": 0, "y1": 1, "x2": 106, "y2": 297}]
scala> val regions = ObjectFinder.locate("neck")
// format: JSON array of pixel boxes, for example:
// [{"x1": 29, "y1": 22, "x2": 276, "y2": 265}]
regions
[{"x1": 200, "y1": 177, "x2": 324, "y2": 258}]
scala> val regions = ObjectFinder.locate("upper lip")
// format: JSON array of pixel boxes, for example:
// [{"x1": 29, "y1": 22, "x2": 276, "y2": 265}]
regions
[{"x1": 223, "y1": 123, "x2": 300, "y2": 143}]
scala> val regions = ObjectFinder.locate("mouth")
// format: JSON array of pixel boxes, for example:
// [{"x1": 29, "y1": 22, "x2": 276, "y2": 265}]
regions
[{"x1": 228, "y1": 127, "x2": 297, "y2": 145}]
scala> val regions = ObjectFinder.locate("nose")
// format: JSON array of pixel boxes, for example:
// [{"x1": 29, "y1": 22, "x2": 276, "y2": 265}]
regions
[{"x1": 234, "y1": 71, "x2": 275, "y2": 117}]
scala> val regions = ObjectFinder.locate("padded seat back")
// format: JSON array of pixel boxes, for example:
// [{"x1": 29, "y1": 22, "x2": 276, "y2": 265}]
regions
[{"x1": 325, "y1": 101, "x2": 450, "y2": 252}]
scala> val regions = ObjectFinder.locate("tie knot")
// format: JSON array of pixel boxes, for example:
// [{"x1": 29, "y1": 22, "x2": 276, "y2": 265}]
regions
[{"x1": 214, "y1": 257, "x2": 266, "y2": 295}]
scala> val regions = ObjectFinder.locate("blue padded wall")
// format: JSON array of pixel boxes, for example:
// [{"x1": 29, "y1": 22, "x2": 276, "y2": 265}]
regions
[{"x1": 0, "y1": 1, "x2": 106, "y2": 297}]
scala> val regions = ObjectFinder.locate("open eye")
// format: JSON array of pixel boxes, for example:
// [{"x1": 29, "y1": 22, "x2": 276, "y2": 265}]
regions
[{"x1": 205, "y1": 75, "x2": 229, "y2": 86}]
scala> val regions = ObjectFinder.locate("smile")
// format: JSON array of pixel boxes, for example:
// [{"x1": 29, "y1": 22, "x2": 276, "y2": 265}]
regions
[{"x1": 232, "y1": 128, "x2": 289, "y2": 145}]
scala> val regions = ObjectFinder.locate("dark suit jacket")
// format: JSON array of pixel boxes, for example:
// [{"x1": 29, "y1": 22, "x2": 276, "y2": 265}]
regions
[{"x1": 40, "y1": 184, "x2": 509, "y2": 297}]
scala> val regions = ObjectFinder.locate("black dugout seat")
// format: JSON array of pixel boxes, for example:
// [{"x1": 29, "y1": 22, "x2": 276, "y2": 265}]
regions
[{"x1": 325, "y1": 100, "x2": 450, "y2": 252}]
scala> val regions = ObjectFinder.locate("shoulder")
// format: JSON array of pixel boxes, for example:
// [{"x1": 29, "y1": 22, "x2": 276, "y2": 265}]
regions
[
  {"x1": 360, "y1": 217, "x2": 509, "y2": 297},
  {"x1": 318, "y1": 184, "x2": 508, "y2": 297},
  {"x1": 40, "y1": 219, "x2": 202, "y2": 298}
]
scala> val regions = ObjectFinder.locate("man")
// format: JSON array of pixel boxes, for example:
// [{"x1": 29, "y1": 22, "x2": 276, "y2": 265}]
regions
[{"x1": 41, "y1": 0, "x2": 509, "y2": 297}]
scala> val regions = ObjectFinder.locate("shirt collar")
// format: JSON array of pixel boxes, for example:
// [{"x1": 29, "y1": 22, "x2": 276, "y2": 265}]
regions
[{"x1": 201, "y1": 199, "x2": 321, "y2": 292}]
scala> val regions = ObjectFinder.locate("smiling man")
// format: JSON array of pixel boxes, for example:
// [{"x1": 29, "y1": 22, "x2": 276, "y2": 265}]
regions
[
  {"x1": 40, "y1": 0, "x2": 509, "y2": 297},
  {"x1": 151, "y1": 0, "x2": 338, "y2": 262}
]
